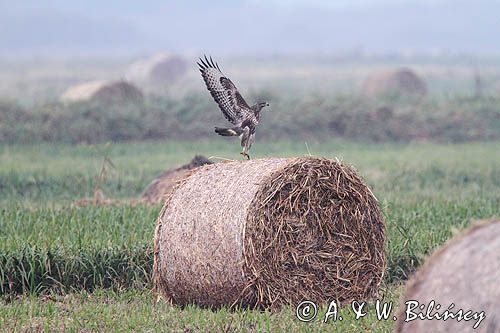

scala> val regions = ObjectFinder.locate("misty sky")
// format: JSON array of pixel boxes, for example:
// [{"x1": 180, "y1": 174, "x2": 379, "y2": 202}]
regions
[{"x1": 1, "y1": 0, "x2": 500, "y2": 56}]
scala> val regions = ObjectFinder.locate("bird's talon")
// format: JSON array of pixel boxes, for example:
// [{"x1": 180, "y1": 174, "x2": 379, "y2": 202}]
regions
[{"x1": 199, "y1": 57, "x2": 267, "y2": 162}]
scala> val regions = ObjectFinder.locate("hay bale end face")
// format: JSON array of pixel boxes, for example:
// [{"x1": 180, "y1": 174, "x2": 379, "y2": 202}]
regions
[
  {"x1": 361, "y1": 68, "x2": 427, "y2": 97},
  {"x1": 154, "y1": 157, "x2": 385, "y2": 309},
  {"x1": 396, "y1": 219, "x2": 500, "y2": 333}
]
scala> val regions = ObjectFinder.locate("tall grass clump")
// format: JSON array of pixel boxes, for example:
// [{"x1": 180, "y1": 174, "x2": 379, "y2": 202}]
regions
[
  {"x1": 0, "y1": 205, "x2": 158, "y2": 298},
  {"x1": 0, "y1": 245, "x2": 152, "y2": 298}
]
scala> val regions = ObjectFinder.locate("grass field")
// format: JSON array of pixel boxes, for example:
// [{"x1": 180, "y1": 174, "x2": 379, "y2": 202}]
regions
[{"x1": 1, "y1": 140, "x2": 499, "y2": 332}]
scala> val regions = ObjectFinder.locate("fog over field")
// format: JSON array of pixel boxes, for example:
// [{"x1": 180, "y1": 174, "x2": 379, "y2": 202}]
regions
[{"x1": 1, "y1": 0, "x2": 500, "y2": 56}]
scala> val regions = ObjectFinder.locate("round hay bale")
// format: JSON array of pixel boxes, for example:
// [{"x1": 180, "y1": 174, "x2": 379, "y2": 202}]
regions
[
  {"x1": 153, "y1": 157, "x2": 385, "y2": 309},
  {"x1": 141, "y1": 155, "x2": 212, "y2": 204},
  {"x1": 395, "y1": 219, "x2": 500, "y2": 333},
  {"x1": 60, "y1": 80, "x2": 143, "y2": 104},
  {"x1": 126, "y1": 53, "x2": 187, "y2": 89},
  {"x1": 361, "y1": 68, "x2": 427, "y2": 97}
]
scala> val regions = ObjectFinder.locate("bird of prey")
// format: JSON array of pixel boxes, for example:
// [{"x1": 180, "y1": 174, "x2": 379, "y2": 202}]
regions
[{"x1": 198, "y1": 56, "x2": 269, "y2": 159}]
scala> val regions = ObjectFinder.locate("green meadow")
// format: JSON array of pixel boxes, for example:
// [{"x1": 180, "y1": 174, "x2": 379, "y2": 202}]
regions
[{"x1": 1, "y1": 140, "x2": 498, "y2": 332}]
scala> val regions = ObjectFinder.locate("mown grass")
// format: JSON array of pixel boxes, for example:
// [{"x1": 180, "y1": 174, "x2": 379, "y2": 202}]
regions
[
  {"x1": 1, "y1": 198, "x2": 497, "y2": 298},
  {"x1": 0, "y1": 141, "x2": 499, "y2": 331},
  {"x1": 0, "y1": 287, "x2": 403, "y2": 332},
  {"x1": 2, "y1": 140, "x2": 499, "y2": 202}
]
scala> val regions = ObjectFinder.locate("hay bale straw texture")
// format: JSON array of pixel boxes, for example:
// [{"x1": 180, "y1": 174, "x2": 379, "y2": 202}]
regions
[
  {"x1": 361, "y1": 68, "x2": 427, "y2": 97},
  {"x1": 153, "y1": 157, "x2": 385, "y2": 309},
  {"x1": 141, "y1": 155, "x2": 212, "y2": 204},
  {"x1": 396, "y1": 219, "x2": 500, "y2": 333},
  {"x1": 60, "y1": 80, "x2": 143, "y2": 104}
]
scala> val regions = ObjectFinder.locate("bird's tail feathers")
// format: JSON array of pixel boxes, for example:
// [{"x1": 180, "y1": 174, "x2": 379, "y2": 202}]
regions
[{"x1": 215, "y1": 127, "x2": 243, "y2": 136}]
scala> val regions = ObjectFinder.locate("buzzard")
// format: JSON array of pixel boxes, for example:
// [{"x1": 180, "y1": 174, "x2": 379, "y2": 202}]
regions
[{"x1": 198, "y1": 56, "x2": 269, "y2": 159}]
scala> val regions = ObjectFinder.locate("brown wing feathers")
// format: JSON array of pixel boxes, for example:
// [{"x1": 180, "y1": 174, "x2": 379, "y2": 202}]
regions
[{"x1": 198, "y1": 56, "x2": 250, "y2": 125}]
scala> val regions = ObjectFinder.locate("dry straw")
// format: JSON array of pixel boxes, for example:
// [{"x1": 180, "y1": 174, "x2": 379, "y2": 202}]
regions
[
  {"x1": 395, "y1": 219, "x2": 500, "y2": 333},
  {"x1": 153, "y1": 157, "x2": 385, "y2": 309},
  {"x1": 141, "y1": 155, "x2": 212, "y2": 204}
]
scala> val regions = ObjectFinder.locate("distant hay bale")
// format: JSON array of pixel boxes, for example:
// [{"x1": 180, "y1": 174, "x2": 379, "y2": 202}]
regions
[
  {"x1": 395, "y1": 219, "x2": 500, "y2": 333},
  {"x1": 361, "y1": 68, "x2": 427, "y2": 97},
  {"x1": 141, "y1": 155, "x2": 212, "y2": 204},
  {"x1": 60, "y1": 80, "x2": 144, "y2": 104},
  {"x1": 126, "y1": 53, "x2": 187, "y2": 88},
  {"x1": 154, "y1": 157, "x2": 385, "y2": 309}
]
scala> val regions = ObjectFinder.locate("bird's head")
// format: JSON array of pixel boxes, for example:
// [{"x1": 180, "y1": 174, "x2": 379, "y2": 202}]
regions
[{"x1": 254, "y1": 101, "x2": 270, "y2": 112}]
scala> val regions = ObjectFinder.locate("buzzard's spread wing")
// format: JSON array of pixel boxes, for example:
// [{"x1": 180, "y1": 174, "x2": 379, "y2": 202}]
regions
[{"x1": 198, "y1": 56, "x2": 251, "y2": 125}]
